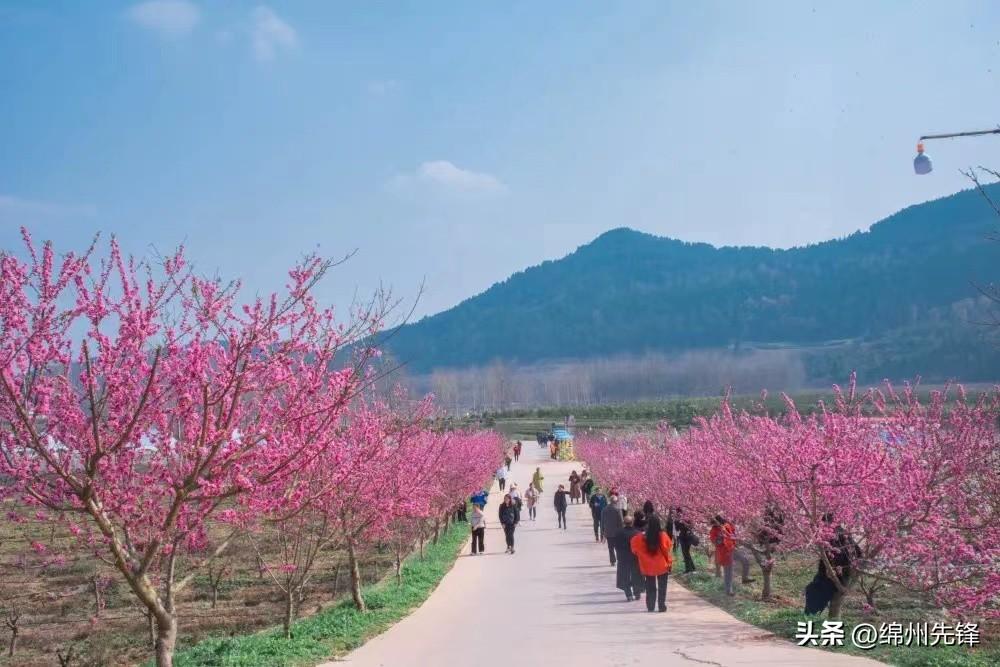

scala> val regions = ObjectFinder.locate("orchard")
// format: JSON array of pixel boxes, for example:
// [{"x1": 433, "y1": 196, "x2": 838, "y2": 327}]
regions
[
  {"x1": 578, "y1": 376, "x2": 1000, "y2": 623},
  {"x1": 0, "y1": 231, "x2": 503, "y2": 666}
]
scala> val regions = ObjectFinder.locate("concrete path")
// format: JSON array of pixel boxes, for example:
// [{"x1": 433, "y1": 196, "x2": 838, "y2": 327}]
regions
[{"x1": 326, "y1": 443, "x2": 880, "y2": 667}]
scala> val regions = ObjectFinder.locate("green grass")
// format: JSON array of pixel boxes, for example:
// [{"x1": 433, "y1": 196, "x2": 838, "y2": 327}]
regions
[
  {"x1": 169, "y1": 525, "x2": 469, "y2": 667},
  {"x1": 677, "y1": 552, "x2": 999, "y2": 667}
]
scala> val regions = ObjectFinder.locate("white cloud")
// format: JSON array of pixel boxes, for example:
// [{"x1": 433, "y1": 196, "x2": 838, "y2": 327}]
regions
[
  {"x1": 367, "y1": 79, "x2": 398, "y2": 96},
  {"x1": 251, "y1": 6, "x2": 297, "y2": 62},
  {"x1": 0, "y1": 195, "x2": 96, "y2": 223},
  {"x1": 126, "y1": 0, "x2": 201, "y2": 39},
  {"x1": 389, "y1": 161, "x2": 508, "y2": 198}
]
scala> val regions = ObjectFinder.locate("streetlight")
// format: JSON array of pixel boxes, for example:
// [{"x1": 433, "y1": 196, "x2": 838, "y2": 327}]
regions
[{"x1": 913, "y1": 127, "x2": 1000, "y2": 175}]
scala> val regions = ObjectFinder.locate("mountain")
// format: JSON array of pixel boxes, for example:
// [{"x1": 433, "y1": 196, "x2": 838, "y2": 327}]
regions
[{"x1": 385, "y1": 185, "x2": 1000, "y2": 383}]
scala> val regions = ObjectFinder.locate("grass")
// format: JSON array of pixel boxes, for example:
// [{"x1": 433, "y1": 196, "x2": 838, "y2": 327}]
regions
[
  {"x1": 170, "y1": 524, "x2": 469, "y2": 667},
  {"x1": 676, "y1": 552, "x2": 999, "y2": 667}
]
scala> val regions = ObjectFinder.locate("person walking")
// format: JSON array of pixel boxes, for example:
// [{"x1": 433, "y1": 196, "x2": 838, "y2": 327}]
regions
[
  {"x1": 504, "y1": 453, "x2": 513, "y2": 471},
  {"x1": 601, "y1": 492, "x2": 625, "y2": 565},
  {"x1": 499, "y1": 494, "x2": 518, "y2": 554},
  {"x1": 532, "y1": 467, "x2": 544, "y2": 493},
  {"x1": 581, "y1": 474, "x2": 594, "y2": 505},
  {"x1": 553, "y1": 484, "x2": 569, "y2": 529},
  {"x1": 630, "y1": 513, "x2": 673, "y2": 612},
  {"x1": 710, "y1": 514, "x2": 737, "y2": 595},
  {"x1": 617, "y1": 489, "x2": 629, "y2": 516},
  {"x1": 568, "y1": 470, "x2": 582, "y2": 504},
  {"x1": 580, "y1": 469, "x2": 594, "y2": 503},
  {"x1": 509, "y1": 483, "x2": 523, "y2": 524},
  {"x1": 470, "y1": 504, "x2": 486, "y2": 555},
  {"x1": 589, "y1": 488, "x2": 608, "y2": 542},
  {"x1": 496, "y1": 464, "x2": 508, "y2": 492},
  {"x1": 524, "y1": 483, "x2": 539, "y2": 521},
  {"x1": 614, "y1": 515, "x2": 644, "y2": 601},
  {"x1": 513, "y1": 440, "x2": 522, "y2": 462}
]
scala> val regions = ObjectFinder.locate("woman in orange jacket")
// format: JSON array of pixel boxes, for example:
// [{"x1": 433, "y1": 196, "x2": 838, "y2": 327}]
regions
[
  {"x1": 629, "y1": 513, "x2": 673, "y2": 612},
  {"x1": 710, "y1": 514, "x2": 737, "y2": 595}
]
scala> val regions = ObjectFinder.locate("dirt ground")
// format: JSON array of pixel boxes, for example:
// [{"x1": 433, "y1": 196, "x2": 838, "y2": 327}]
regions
[{"x1": 0, "y1": 517, "x2": 399, "y2": 666}]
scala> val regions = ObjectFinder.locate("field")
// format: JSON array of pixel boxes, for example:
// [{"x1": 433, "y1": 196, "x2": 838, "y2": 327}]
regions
[
  {"x1": 172, "y1": 521, "x2": 468, "y2": 666},
  {"x1": 0, "y1": 515, "x2": 413, "y2": 666},
  {"x1": 474, "y1": 385, "x2": 996, "y2": 440}
]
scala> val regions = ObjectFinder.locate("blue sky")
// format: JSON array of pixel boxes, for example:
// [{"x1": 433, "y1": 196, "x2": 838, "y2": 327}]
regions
[{"x1": 2, "y1": 1, "x2": 1000, "y2": 318}]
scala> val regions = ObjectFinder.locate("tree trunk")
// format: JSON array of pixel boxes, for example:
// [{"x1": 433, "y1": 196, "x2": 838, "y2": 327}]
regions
[
  {"x1": 147, "y1": 610, "x2": 156, "y2": 647},
  {"x1": 154, "y1": 551, "x2": 179, "y2": 667},
  {"x1": 154, "y1": 614, "x2": 177, "y2": 667},
  {"x1": 864, "y1": 587, "x2": 878, "y2": 612},
  {"x1": 333, "y1": 564, "x2": 341, "y2": 595},
  {"x1": 92, "y1": 575, "x2": 103, "y2": 618},
  {"x1": 761, "y1": 564, "x2": 773, "y2": 601},
  {"x1": 395, "y1": 551, "x2": 403, "y2": 585},
  {"x1": 6, "y1": 610, "x2": 20, "y2": 658},
  {"x1": 859, "y1": 575, "x2": 880, "y2": 614},
  {"x1": 346, "y1": 539, "x2": 366, "y2": 611},
  {"x1": 432, "y1": 519, "x2": 440, "y2": 544},
  {"x1": 211, "y1": 586, "x2": 219, "y2": 609},
  {"x1": 283, "y1": 590, "x2": 297, "y2": 639},
  {"x1": 828, "y1": 590, "x2": 845, "y2": 620}
]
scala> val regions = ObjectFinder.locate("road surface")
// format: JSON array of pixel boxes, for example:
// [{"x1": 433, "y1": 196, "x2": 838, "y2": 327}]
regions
[{"x1": 325, "y1": 442, "x2": 880, "y2": 667}]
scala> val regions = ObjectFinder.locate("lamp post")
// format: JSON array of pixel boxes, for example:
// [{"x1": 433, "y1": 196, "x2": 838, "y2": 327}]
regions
[{"x1": 913, "y1": 127, "x2": 1000, "y2": 175}]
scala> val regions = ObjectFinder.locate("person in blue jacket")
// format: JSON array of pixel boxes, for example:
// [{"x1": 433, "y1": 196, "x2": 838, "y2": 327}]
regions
[{"x1": 471, "y1": 488, "x2": 488, "y2": 509}]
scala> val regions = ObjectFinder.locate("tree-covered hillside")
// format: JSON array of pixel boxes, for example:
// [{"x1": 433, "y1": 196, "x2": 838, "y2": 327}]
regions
[{"x1": 386, "y1": 184, "x2": 1000, "y2": 382}]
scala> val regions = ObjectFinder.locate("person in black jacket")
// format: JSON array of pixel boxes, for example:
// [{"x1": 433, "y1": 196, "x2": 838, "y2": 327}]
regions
[
  {"x1": 601, "y1": 493, "x2": 625, "y2": 565},
  {"x1": 589, "y1": 489, "x2": 608, "y2": 542},
  {"x1": 499, "y1": 494, "x2": 518, "y2": 554},
  {"x1": 614, "y1": 515, "x2": 645, "y2": 601},
  {"x1": 669, "y1": 508, "x2": 698, "y2": 573},
  {"x1": 580, "y1": 471, "x2": 594, "y2": 504},
  {"x1": 553, "y1": 484, "x2": 569, "y2": 529},
  {"x1": 642, "y1": 500, "x2": 657, "y2": 523},
  {"x1": 804, "y1": 517, "x2": 860, "y2": 615}
]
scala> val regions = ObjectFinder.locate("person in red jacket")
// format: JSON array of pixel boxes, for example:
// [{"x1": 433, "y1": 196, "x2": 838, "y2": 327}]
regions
[
  {"x1": 630, "y1": 513, "x2": 673, "y2": 612},
  {"x1": 710, "y1": 514, "x2": 737, "y2": 595}
]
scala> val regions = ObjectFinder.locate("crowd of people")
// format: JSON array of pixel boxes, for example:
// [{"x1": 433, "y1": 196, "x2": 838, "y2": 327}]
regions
[{"x1": 466, "y1": 443, "x2": 856, "y2": 619}]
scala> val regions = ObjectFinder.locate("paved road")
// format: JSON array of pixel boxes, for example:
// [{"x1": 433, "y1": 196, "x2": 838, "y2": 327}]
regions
[{"x1": 327, "y1": 443, "x2": 881, "y2": 667}]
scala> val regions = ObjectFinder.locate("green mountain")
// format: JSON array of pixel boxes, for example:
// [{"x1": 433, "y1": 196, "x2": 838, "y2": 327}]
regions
[{"x1": 387, "y1": 185, "x2": 1000, "y2": 383}]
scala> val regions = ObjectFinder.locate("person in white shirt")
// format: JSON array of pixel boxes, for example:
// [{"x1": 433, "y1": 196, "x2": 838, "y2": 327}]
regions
[
  {"x1": 470, "y1": 505, "x2": 486, "y2": 555},
  {"x1": 496, "y1": 464, "x2": 508, "y2": 492}
]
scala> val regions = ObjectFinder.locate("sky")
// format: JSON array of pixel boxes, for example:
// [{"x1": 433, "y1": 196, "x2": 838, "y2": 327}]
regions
[{"x1": 2, "y1": 1, "x2": 1000, "y2": 319}]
